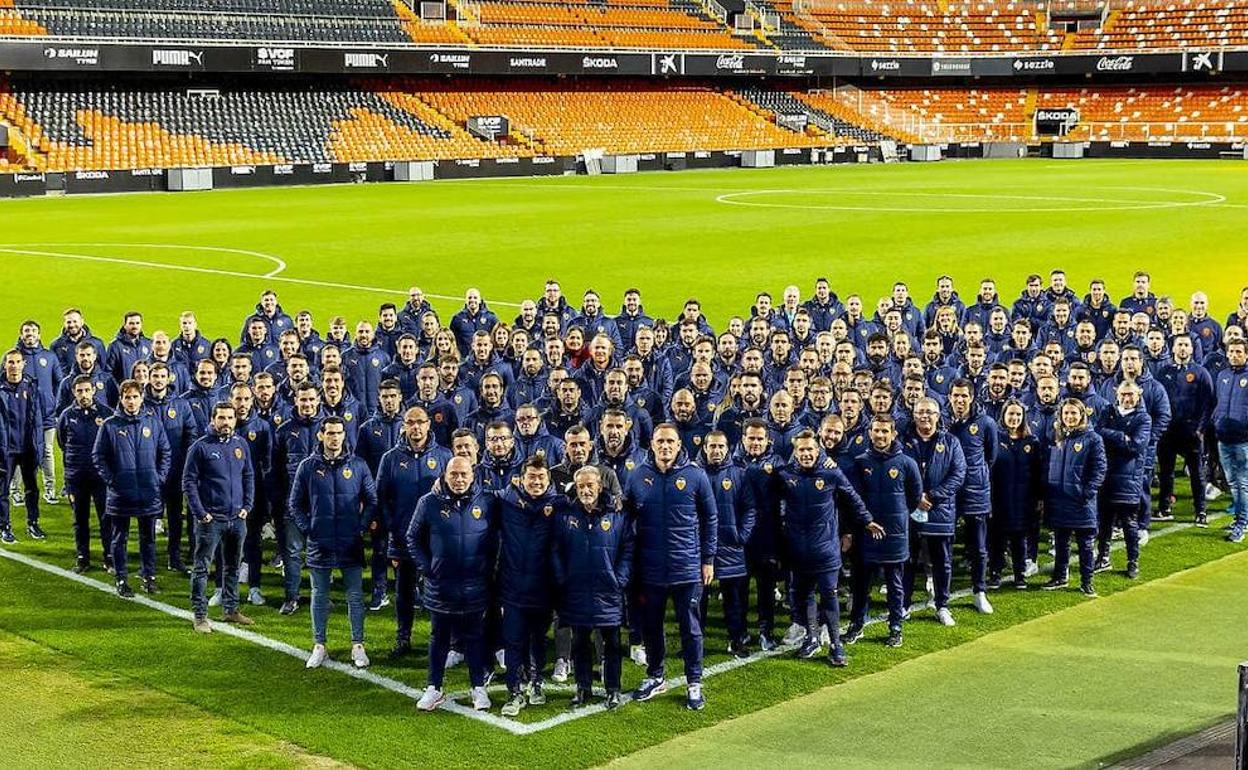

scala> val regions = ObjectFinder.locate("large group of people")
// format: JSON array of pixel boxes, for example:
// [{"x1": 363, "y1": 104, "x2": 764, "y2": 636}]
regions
[{"x1": 2, "y1": 271, "x2": 1247, "y2": 716}]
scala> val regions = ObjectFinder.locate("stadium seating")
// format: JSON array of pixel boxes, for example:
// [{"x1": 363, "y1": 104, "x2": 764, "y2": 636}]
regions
[
  {"x1": 866, "y1": 87, "x2": 1031, "y2": 141},
  {"x1": 1073, "y1": 0, "x2": 1248, "y2": 50},
  {"x1": 734, "y1": 86, "x2": 893, "y2": 142},
  {"x1": 408, "y1": 78, "x2": 824, "y2": 154},
  {"x1": 461, "y1": 0, "x2": 757, "y2": 50},
  {"x1": 780, "y1": 1, "x2": 1063, "y2": 53}
]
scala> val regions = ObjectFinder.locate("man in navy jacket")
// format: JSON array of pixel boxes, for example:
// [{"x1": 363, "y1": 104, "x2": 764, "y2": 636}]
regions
[
  {"x1": 626, "y1": 423, "x2": 718, "y2": 711},
  {"x1": 1156, "y1": 335, "x2": 1214, "y2": 525},
  {"x1": 848, "y1": 415, "x2": 922, "y2": 649},
  {"x1": 288, "y1": 416, "x2": 378, "y2": 671},
  {"x1": 1, "y1": 350, "x2": 46, "y2": 542},
  {"x1": 1094, "y1": 382, "x2": 1151, "y2": 579},
  {"x1": 697, "y1": 430, "x2": 756, "y2": 658},
  {"x1": 92, "y1": 379, "x2": 171, "y2": 597},
  {"x1": 1213, "y1": 339, "x2": 1248, "y2": 543},
  {"x1": 57, "y1": 375, "x2": 111, "y2": 572},
  {"x1": 183, "y1": 402, "x2": 255, "y2": 633},
  {"x1": 947, "y1": 379, "x2": 998, "y2": 615}
]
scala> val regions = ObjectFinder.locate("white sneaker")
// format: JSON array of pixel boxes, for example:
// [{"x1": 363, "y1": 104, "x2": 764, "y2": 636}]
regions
[
  {"x1": 819, "y1": 625, "x2": 831, "y2": 646},
  {"x1": 972, "y1": 591, "x2": 994, "y2": 614},
  {"x1": 207, "y1": 588, "x2": 222, "y2": 607},
  {"x1": 552, "y1": 657, "x2": 570, "y2": 683},
  {"x1": 1206, "y1": 483, "x2": 1223, "y2": 501},
  {"x1": 630, "y1": 645, "x2": 648, "y2": 667},
  {"x1": 248, "y1": 587, "x2": 265, "y2": 606},
  {"x1": 1138, "y1": 529, "x2": 1150, "y2": 547},
  {"x1": 238, "y1": 563, "x2": 249, "y2": 585},
  {"x1": 417, "y1": 685, "x2": 445, "y2": 711},
  {"x1": 1023, "y1": 560, "x2": 1039, "y2": 577},
  {"x1": 306, "y1": 644, "x2": 328, "y2": 669},
  {"x1": 495, "y1": 648, "x2": 506, "y2": 668},
  {"x1": 154, "y1": 518, "x2": 165, "y2": 536},
  {"x1": 471, "y1": 686, "x2": 491, "y2": 711},
  {"x1": 925, "y1": 576, "x2": 934, "y2": 597},
  {"x1": 782, "y1": 622, "x2": 806, "y2": 645},
  {"x1": 351, "y1": 643, "x2": 370, "y2": 669},
  {"x1": 446, "y1": 649, "x2": 464, "y2": 668},
  {"x1": 935, "y1": 607, "x2": 956, "y2": 626}
]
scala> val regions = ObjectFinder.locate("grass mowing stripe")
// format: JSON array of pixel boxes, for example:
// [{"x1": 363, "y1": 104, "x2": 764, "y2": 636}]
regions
[
  {"x1": 610, "y1": 548, "x2": 1248, "y2": 770},
  {"x1": 0, "y1": 629, "x2": 350, "y2": 770},
  {"x1": 0, "y1": 546, "x2": 527, "y2": 735}
]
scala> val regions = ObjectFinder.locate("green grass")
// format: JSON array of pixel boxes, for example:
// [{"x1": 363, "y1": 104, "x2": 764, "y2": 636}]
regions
[{"x1": 0, "y1": 159, "x2": 1245, "y2": 767}]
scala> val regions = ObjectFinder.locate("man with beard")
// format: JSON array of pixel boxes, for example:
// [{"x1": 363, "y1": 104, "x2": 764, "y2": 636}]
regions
[
  {"x1": 947, "y1": 379, "x2": 998, "y2": 615},
  {"x1": 715, "y1": 372, "x2": 767, "y2": 447}
]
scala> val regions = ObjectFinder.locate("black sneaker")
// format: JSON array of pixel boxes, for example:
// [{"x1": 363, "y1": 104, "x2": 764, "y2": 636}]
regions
[
  {"x1": 885, "y1": 628, "x2": 903, "y2": 648},
  {"x1": 1079, "y1": 582, "x2": 1098, "y2": 597},
  {"x1": 388, "y1": 640, "x2": 412, "y2": 660},
  {"x1": 168, "y1": 558, "x2": 188, "y2": 574},
  {"x1": 1012, "y1": 577, "x2": 1028, "y2": 590},
  {"x1": 727, "y1": 638, "x2": 752, "y2": 659},
  {"x1": 73, "y1": 557, "x2": 90, "y2": 574},
  {"x1": 1194, "y1": 512, "x2": 1209, "y2": 528},
  {"x1": 570, "y1": 688, "x2": 593, "y2": 709},
  {"x1": 986, "y1": 572, "x2": 1002, "y2": 590},
  {"x1": 1042, "y1": 576, "x2": 1068, "y2": 590},
  {"x1": 795, "y1": 635, "x2": 821, "y2": 660},
  {"x1": 1153, "y1": 510, "x2": 1175, "y2": 522},
  {"x1": 827, "y1": 642, "x2": 847, "y2": 667},
  {"x1": 279, "y1": 598, "x2": 300, "y2": 615},
  {"x1": 26, "y1": 522, "x2": 46, "y2": 541},
  {"x1": 605, "y1": 690, "x2": 622, "y2": 710},
  {"x1": 141, "y1": 577, "x2": 161, "y2": 595},
  {"x1": 269, "y1": 554, "x2": 283, "y2": 570},
  {"x1": 116, "y1": 580, "x2": 135, "y2": 598},
  {"x1": 0, "y1": 527, "x2": 16, "y2": 544},
  {"x1": 1093, "y1": 557, "x2": 1112, "y2": 573},
  {"x1": 843, "y1": 623, "x2": 865, "y2": 645},
  {"x1": 367, "y1": 592, "x2": 390, "y2": 612},
  {"x1": 1125, "y1": 562, "x2": 1139, "y2": 580}
]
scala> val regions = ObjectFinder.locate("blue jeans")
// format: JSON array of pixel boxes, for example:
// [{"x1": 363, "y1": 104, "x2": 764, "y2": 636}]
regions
[
  {"x1": 191, "y1": 518, "x2": 245, "y2": 617},
  {"x1": 310, "y1": 566, "x2": 364, "y2": 646},
  {"x1": 1219, "y1": 442, "x2": 1248, "y2": 528}
]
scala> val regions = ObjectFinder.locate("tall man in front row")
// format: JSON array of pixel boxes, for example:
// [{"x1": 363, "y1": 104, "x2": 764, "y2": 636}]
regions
[
  {"x1": 627, "y1": 423, "x2": 718, "y2": 711},
  {"x1": 183, "y1": 402, "x2": 255, "y2": 633}
]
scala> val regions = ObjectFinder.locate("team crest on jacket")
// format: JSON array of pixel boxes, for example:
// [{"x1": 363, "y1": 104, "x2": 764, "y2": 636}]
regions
[
  {"x1": 763, "y1": 462, "x2": 774, "y2": 473},
  {"x1": 935, "y1": 443, "x2": 945, "y2": 453},
  {"x1": 543, "y1": 505, "x2": 553, "y2": 518},
  {"x1": 814, "y1": 478, "x2": 825, "y2": 490},
  {"x1": 675, "y1": 477, "x2": 686, "y2": 490},
  {"x1": 722, "y1": 478, "x2": 732, "y2": 491},
  {"x1": 454, "y1": 395, "x2": 463, "y2": 404},
  {"x1": 234, "y1": 447, "x2": 244, "y2": 460},
  {"x1": 344, "y1": 412, "x2": 354, "y2": 421},
  {"x1": 167, "y1": 408, "x2": 177, "y2": 418},
  {"x1": 273, "y1": 415, "x2": 283, "y2": 425},
  {"x1": 142, "y1": 427, "x2": 151, "y2": 438},
  {"x1": 935, "y1": 375, "x2": 944, "y2": 383},
  {"x1": 1185, "y1": 372, "x2": 1196, "y2": 383},
  {"x1": 888, "y1": 468, "x2": 899, "y2": 479},
  {"x1": 472, "y1": 506, "x2": 482, "y2": 519},
  {"x1": 342, "y1": 468, "x2": 353, "y2": 479},
  {"x1": 248, "y1": 431, "x2": 257, "y2": 440},
  {"x1": 1023, "y1": 444, "x2": 1032, "y2": 453},
  {"x1": 693, "y1": 435, "x2": 702, "y2": 445},
  {"x1": 95, "y1": 417, "x2": 104, "y2": 426},
  {"x1": 1241, "y1": 378, "x2": 1247, "y2": 388},
  {"x1": 625, "y1": 460, "x2": 636, "y2": 471},
  {"x1": 969, "y1": 425, "x2": 979, "y2": 435},
  {"x1": 1073, "y1": 442, "x2": 1083, "y2": 453},
  {"x1": 371, "y1": 359, "x2": 379, "y2": 367},
  {"x1": 600, "y1": 517, "x2": 611, "y2": 531},
  {"x1": 427, "y1": 458, "x2": 438, "y2": 469}
]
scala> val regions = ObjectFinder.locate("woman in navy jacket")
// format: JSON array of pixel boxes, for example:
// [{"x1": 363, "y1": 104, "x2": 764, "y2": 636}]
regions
[
  {"x1": 848, "y1": 415, "x2": 922, "y2": 648},
  {"x1": 901, "y1": 398, "x2": 966, "y2": 624},
  {"x1": 1042, "y1": 399, "x2": 1107, "y2": 596},
  {"x1": 989, "y1": 400, "x2": 1042, "y2": 590},
  {"x1": 552, "y1": 465, "x2": 634, "y2": 710},
  {"x1": 1095, "y1": 381, "x2": 1151, "y2": 579},
  {"x1": 92, "y1": 380, "x2": 171, "y2": 597},
  {"x1": 697, "y1": 430, "x2": 756, "y2": 658}
]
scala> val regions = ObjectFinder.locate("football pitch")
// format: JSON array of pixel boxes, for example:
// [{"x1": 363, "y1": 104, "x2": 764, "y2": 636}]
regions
[{"x1": 1, "y1": 158, "x2": 1247, "y2": 768}]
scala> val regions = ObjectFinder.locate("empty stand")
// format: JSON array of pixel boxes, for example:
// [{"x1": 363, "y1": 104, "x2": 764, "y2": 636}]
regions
[
  {"x1": 1074, "y1": 0, "x2": 1248, "y2": 50},
  {"x1": 734, "y1": 85, "x2": 892, "y2": 142},
  {"x1": 786, "y1": 0, "x2": 1062, "y2": 52}
]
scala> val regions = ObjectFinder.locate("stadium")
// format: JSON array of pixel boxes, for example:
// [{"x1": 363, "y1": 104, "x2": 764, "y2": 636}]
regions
[{"x1": 1, "y1": 1, "x2": 1248, "y2": 768}]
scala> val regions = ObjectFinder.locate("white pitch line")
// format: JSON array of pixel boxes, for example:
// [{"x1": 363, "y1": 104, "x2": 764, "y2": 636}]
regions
[
  {"x1": 0, "y1": 546, "x2": 527, "y2": 735},
  {"x1": 714, "y1": 187, "x2": 1228, "y2": 214},
  {"x1": 0, "y1": 247, "x2": 523, "y2": 308},
  {"x1": 0, "y1": 513, "x2": 1221, "y2": 735},
  {"x1": 0, "y1": 242, "x2": 290, "y2": 279}
]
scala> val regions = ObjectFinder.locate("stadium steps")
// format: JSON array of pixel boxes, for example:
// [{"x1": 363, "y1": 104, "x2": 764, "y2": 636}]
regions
[
  {"x1": 1061, "y1": 30, "x2": 1077, "y2": 49},
  {"x1": 1023, "y1": 87, "x2": 1037, "y2": 125}
]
